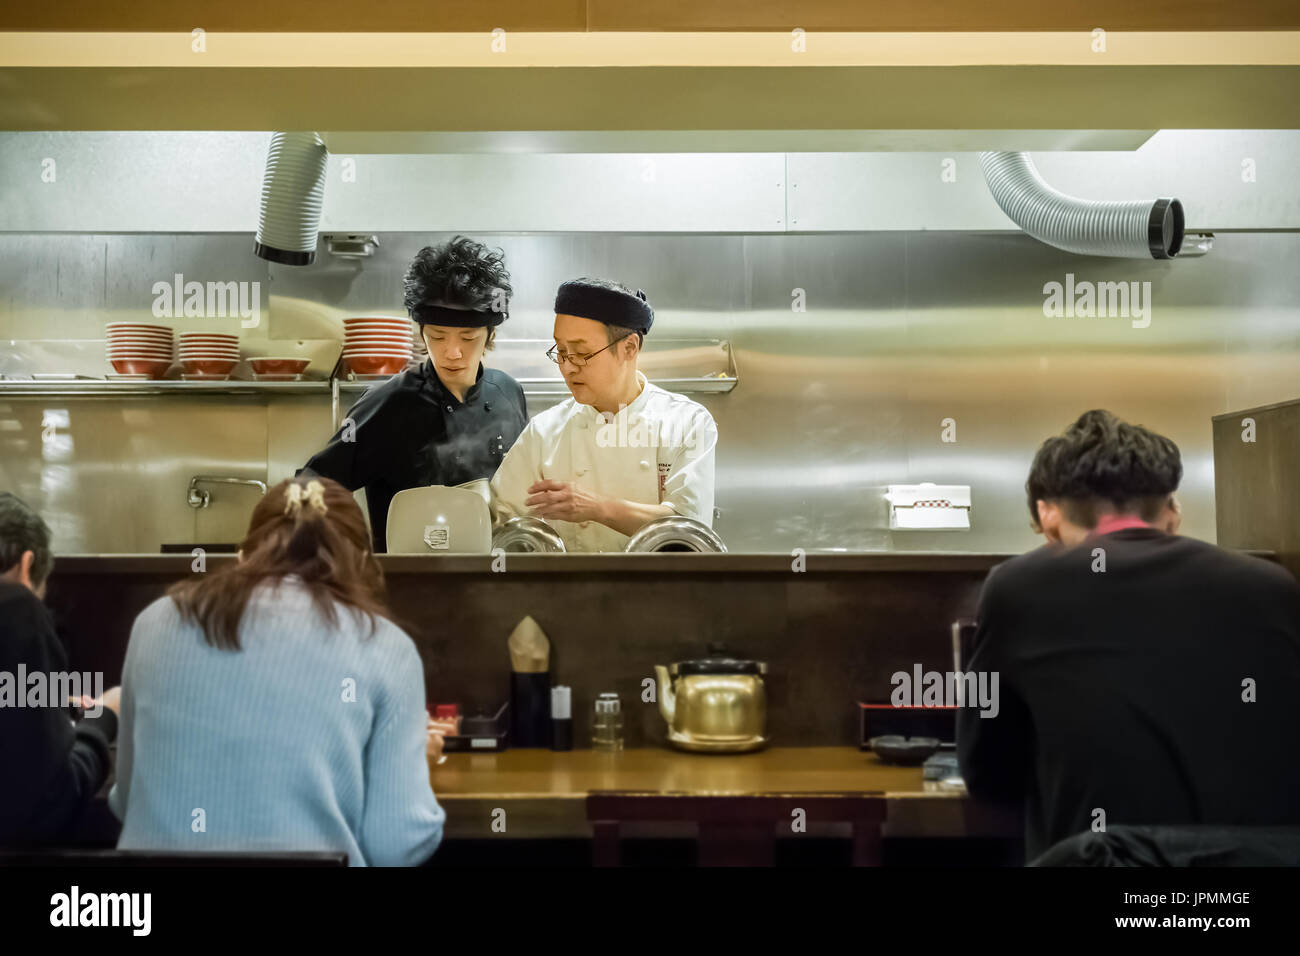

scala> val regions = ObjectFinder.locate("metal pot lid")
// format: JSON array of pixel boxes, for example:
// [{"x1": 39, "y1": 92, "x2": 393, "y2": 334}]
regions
[
  {"x1": 672, "y1": 657, "x2": 767, "y2": 676},
  {"x1": 491, "y1": 516, "x2": 566, "y2": 553},
  {"x1": 624, "y1": 514, "x2": 726, "y2": 553}
]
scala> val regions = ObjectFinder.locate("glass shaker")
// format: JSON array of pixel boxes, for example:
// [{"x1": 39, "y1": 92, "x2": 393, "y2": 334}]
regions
[{"x1": 591, "y1": 692, "x2": 624, "y2": 751}]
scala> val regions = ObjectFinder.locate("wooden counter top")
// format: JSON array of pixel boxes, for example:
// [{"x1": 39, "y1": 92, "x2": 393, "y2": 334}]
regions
[
  {"x1": 426, "y1": 746, "x2": 1020, "y2": 845},
  {"x1": 430, "y1": 746, "x2": 936, "y2": 798}
]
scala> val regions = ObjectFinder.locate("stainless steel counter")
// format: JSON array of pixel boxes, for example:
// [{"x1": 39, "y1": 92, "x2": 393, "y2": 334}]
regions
[{"x1": 49, "y1": 551, "x2": 1023, "y2": 575}]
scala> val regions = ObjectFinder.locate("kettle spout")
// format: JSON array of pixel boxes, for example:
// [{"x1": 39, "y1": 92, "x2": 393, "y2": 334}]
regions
[{"x1": 654, "y1": 665, "x2": 675, "y2": 724}]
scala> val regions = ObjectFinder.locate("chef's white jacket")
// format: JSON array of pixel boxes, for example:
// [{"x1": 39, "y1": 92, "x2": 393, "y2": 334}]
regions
[{"x1": 490, "y1": 371, "x2": 718, "y2": 553}]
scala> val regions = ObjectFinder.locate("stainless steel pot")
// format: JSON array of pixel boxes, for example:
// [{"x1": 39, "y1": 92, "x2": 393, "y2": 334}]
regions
[
  {"x1": 624, "y1": 514, "x2": 726, "y2": 553},
  {"x1": 491, "y1": 516, "x2": 566, "y2": 553}
]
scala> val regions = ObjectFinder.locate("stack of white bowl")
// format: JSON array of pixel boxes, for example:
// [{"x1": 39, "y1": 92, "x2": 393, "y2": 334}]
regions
[
  {"x1": 177, "y1": 332, "x2": 241, "y2": 380},
  {"x1": 105, "y1": 323, "x2": 175, "y2": 379},
  {"x1": 342, "y1": 317, "x2": 415, "y2": 376}
]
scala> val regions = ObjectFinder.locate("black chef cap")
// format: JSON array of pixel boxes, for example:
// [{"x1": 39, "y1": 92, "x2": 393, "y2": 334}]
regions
[
  {"x1": 409, "y1": 303, "x2": 505, "y2": 328},
  {"x1": 554, "y1": 278, "x2": 653, "y2": 334}
]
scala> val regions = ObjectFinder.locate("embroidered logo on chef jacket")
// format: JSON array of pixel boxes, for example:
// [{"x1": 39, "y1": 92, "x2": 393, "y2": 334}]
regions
[{"x1": 422, "y1": 525, "x2": 450, "y2": 550}]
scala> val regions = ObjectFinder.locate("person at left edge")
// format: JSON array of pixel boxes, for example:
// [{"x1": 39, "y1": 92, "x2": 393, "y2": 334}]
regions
[{"x1": 298, "y1": 236, "x2": 528, "y2": 552}]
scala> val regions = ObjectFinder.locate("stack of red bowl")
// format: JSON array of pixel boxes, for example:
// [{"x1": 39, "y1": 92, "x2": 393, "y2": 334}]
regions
[
  {"x1": 342, "y1": 317, "x2": 414, "y2": 375},
  {"x1": 178, "y1": 332, "x2": 241, "y2": 379},
  {"x1": 105, "y1": 323, "x2": 175, "y2": 378}
]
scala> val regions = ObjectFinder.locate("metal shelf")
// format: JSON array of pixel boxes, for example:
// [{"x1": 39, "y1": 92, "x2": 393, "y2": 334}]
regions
[
  {"x1": 1, "y1": 339, "x2": 739, "y2": 405},
  {"x1": 0, "y1": 375, "x2": 735, "y2": 400},
  {"x1": 0, "y1": 379, "x2": 327, "y2": 397}
]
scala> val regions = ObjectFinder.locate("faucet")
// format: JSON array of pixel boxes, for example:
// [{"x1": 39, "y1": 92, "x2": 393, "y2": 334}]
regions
[{"x1": 187, "y1": 476, "x2": 269, "y2": 509}]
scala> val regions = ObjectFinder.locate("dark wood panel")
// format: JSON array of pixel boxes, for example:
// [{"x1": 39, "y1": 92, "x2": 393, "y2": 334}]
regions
[
  {"x1": 0, "y1": 1, "x2": 587, "y2": 32},
  {"x1": 589, "y1": 0, "x2": 1300, "y2": 31},
  {"x1": 44, "y1": 559, "x2": 989, "y2": 746},
  {"x1": 3, "y1": 0, "x2": 1296, "y2": 31}
]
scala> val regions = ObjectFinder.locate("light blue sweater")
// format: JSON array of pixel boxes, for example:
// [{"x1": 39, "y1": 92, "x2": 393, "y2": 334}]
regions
[{"x1": 108, "y1": 575, "x2": 444, "y2": 866}]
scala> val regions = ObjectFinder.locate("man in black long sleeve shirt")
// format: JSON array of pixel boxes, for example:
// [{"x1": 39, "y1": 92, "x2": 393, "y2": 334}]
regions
[
  {"x1": 299, "y1": 237, "x2": 528, "y2": 552},
  {"x1": 958, "y1": 411, "x2": 1300, "y2": 862},
  {"x1": 0, "y1": 493, "x2": 121, "y2": 847}
]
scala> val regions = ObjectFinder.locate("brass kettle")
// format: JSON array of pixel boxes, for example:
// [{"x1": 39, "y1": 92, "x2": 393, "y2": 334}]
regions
[{"x1": 654, "y1": 645, "x2": 768, "y2": 753}]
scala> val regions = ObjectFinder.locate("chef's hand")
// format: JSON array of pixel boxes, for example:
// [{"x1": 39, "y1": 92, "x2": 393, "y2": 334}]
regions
[{"x1": 525, "y1": 479, "x2": 606, "y2": 524}]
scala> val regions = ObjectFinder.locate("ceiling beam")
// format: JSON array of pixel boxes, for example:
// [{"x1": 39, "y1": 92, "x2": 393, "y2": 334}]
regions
[{"x1": 2, "y1": 66, "x2": 1297, "y2": 131}]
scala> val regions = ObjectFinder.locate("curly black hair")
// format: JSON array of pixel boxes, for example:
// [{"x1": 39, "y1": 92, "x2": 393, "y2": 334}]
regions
[
  {"x1": 403, "y1": 236, "x2": 512, "y2": 319},
  {"x1": 1025, "y1": 409, "x2": 1182, "y2": 529}
]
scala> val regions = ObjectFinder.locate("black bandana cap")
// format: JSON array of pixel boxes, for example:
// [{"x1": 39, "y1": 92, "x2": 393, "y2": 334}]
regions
[
  {"x1": 409, "y1": 303, "x2": 506, "y2": 328},
  {"x1": 554, "y1": 280, "x2": 654, "y2": 334}
]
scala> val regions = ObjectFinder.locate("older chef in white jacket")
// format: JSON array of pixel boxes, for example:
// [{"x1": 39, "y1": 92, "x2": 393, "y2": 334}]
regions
[{"x1": 490, "y1": 278, "x2": 718, "y2": 552}]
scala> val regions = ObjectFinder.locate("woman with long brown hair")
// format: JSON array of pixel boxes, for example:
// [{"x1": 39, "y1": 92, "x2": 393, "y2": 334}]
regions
[{"x1": 108, "y1": 477, "x2": 445, "y2": 866}]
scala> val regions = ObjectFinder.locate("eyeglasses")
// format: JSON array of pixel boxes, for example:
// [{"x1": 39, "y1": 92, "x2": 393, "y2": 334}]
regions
[{"x1": 545, "y1": 333, "x2": 633, "y2": 369}]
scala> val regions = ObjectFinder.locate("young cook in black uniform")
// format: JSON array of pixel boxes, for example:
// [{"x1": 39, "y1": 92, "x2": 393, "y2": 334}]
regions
[{"x1": 299, "y1": 236, "x2": 528, "y2": 551}]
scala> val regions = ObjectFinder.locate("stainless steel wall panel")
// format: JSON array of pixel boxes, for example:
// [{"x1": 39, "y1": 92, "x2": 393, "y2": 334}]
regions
[
  {"x1": 0, "y1": 398, "x2": 268, "y2": 553},
  {"x1": 321, "y1": 153, "x2": 789, "y2": 233},
  {"x1": 0, "y1": 132, "x2": 268, "y2": 233},
  {"x1": 4, "y1": 131, "x2": 1298, "y2": 233},
  {"x1": 2, "y1": 230, "x2": 1297, "y2": 555},
  {"x1": 787, "y1": 131, "x2": 1300, "y2": 232},
  {"x1": 0, "y1": 233, "x2": 270, "y2": 344}
]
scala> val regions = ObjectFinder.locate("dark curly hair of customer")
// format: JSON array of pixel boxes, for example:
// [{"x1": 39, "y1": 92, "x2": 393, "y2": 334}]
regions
[
  {"x1": 403, "y1": 235, "x2": 512, "y2": 317},
  {"x1": 1025, "y1": 409, "x2": 1183, "y2": 529}
]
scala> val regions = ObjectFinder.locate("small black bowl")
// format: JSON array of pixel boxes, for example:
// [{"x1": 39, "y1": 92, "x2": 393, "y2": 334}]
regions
[{"x1": 868, "y1": 735, "x2": 942, "y2": 766}]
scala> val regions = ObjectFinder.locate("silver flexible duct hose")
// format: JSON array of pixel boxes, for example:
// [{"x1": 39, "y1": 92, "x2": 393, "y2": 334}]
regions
[
  {"x1": 979, "y1": 152, "x2": 1184, "y2": 260},
  {"x1": 254, "y1": 132, "x2": 328, "y2": 266}
]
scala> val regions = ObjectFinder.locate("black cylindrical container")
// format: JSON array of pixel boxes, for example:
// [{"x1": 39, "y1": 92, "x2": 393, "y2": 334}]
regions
[{"x1": 510, "y1": 672, "x2": 551, "y2": 748}]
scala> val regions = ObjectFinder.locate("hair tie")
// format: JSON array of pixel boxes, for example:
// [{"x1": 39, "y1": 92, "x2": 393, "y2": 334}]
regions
[{"x1": 285, "y1": 479, "x2": 328, "y2": 519}]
